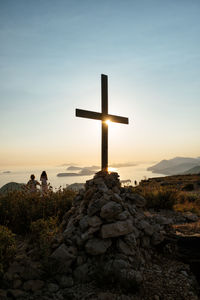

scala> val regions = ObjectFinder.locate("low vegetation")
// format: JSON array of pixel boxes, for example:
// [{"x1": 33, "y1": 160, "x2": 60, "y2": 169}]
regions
[
  {"x1": 0, "y1": 189, "x2": 75, "y2": 235},
  {"x1": 135, "y1": 174, "x2": 200, "y2": 215}
]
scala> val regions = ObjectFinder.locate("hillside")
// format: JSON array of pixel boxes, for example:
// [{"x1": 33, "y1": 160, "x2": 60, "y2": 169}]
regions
[
  {"x1": 183, "y1": 166, "x2": 200, "y2": 175},
  {"x1": 148, "y1": 157, "x2": 200, "y2": 175}
]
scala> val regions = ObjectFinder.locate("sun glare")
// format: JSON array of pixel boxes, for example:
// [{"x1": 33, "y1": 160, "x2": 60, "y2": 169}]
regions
[
  {"x1": 108, "y1": 167, "x2": 117, "y2": 172},
  {"x1": 105, "y1": 119, "x2": 111, "y2": 125}
]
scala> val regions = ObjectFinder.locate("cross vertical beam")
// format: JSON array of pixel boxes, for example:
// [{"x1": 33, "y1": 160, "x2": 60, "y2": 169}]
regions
[{"x1": 101, "y1": 74, "x2": 108, "y2": 171}]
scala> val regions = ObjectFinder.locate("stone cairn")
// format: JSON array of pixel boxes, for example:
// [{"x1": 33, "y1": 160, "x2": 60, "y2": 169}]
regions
[{"x1": 50, "y1": 171, "x2": 168, "y2": 291}]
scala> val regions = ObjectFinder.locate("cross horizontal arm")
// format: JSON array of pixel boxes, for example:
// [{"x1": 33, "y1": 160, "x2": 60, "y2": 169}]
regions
[
  {"x1": 107, "y1": 114, "x2": 129, "y2": 124},
  {"x1": 76, "y1": 109, "x2": 129, "y2": 124},
  {"x1": 76, "y1": 109, "x2": 102, "y2": 121}
]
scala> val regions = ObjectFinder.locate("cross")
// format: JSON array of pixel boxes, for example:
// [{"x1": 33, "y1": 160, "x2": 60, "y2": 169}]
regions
[{"x1": 75, "y1": 74, "x2": 129, "y2": 172}]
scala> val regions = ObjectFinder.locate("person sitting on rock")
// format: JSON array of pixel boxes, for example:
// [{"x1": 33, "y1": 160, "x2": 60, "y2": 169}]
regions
[{"x1": 27, "y1": 174, "x2": 40, "y2": 193}]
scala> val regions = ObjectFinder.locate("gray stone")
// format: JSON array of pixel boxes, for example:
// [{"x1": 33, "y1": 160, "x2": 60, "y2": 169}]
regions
[
  {"x1": 137, "y1": 220, "x2": 154, "y2": 236},
  {"x1": 47, "y1": 283, "x2": 59, "y2": 293},
  {"x1": 51, "y1": 243, "x2": 76, "y2": 263},
  {"x1": 155, "y1": 216, "x2": 173, "y2": 225},
  {"x1": 112, "y1": 193, "x2": 122, "y2": 203},
  {"x1": 141, "y1": 236, "x2": 150, "y2": 248},
  {"x1": 23, "y1": 280, "x2": 44, "y2": 292},
  {"x1": 8, "y1": 289, "x2": 26, "y2": 298},
  {"x1": 85, "y1": 238, "x2": 112, "y2": 255},
  {"x1": 100, "y1": 201, "x2": 123, "y2": 220},
  {"x1": 73, "y1": 263, "x2": 89, "y2": 282},
  {"x1": 13, "y1": 279, "x2": 22, "y2": 289},
  {"x1": 126, "y1": 193, "x2": 146, "y2": 207},
  {"x1": 117, "y1": 239, "x2": 135, "y2": 255},
  {"x1": 124, "y1": 232, "x2": 137, "y2": 247},
  {"x1": 151, "y1": 232, "x2": 164, "y2": 245},
  {"x1": 117, "y1": 211, "x2": 130, "y2": 220},
  {"x1": 59, "y1": 275, "x2": 74, "y2": 288},
  {"x1": 79, "y1": 216, "x2": 89, "y2": 232},
  {"x1": 87, "y1": 197, "x2": 107, "y2": 216},
  {"x1": 88, "y1": 216, "x2": 102, "y2": 227},
  {"x1": 101, "y1": 220, "x2": 134, "y2": 238}
]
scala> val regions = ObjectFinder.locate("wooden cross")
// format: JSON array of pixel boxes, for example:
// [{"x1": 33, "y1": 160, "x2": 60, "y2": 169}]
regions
[{"x1": 76, "y1": 74, "x2": 129, "y2": 172}]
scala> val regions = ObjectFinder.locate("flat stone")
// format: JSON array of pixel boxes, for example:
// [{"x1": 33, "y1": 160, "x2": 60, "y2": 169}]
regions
[
  {"x1": 51, "y1": 243, "x2": 76, "y2": 262},
  {"x1": 85, "y1": 238, "x2": 112, "y2": 255},
  {"x1": 101, "y1": 220, "x2": 134, "y2": 238},
  {"x1": 100, "y1": 201, "x2": 123, "y2": 220}
]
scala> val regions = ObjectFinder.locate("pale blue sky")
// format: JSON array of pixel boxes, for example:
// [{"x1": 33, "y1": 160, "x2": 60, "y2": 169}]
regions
[{"x1": 0, "y1": 0, "x2": 200, "y2": 166}]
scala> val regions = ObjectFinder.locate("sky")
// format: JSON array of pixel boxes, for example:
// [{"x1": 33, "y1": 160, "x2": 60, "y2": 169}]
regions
[{"x1": 0, "y1": 0, "x2": 200, "y2": 167}]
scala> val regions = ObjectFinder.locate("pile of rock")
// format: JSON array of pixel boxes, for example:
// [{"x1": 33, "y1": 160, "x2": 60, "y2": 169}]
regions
[{"x1": 50, "y1": 171, "x2": 168, "y2": 290}]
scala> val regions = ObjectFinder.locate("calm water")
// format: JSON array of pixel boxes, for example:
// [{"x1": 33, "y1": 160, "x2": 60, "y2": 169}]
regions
[{"x1": 0, "y1": 164, "x2": 164, "y2": 190}]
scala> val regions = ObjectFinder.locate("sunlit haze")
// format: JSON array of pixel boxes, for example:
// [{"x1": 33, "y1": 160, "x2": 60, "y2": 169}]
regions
[{"x1": 1, "y1": 0, "x2": 200, "y2": 167}]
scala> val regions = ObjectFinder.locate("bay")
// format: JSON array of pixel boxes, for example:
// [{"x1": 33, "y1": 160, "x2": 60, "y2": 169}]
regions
[{"x1": 0, "y1": 163, "x2": 164, "y2": 190}]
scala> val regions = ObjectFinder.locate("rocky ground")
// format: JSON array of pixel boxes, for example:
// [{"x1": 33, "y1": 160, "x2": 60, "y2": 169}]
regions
[{"x1": 0, "y1": 172, "x2": 200, "y2": 299}]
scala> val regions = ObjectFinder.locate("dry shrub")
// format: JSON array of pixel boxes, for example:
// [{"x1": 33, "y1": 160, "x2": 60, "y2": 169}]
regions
[
  {"x1": 0, "y1": 225, "x2": 16, "y2": 274},
  {"x1": 30, "y1": 217, "x2": 60, "y2": 258},
  {"x1": 136, "y1": 186, "x2": 178, "y2": 210},
  {"x1": 0, "y1": 189, "x2": 75, "y2": 234}
]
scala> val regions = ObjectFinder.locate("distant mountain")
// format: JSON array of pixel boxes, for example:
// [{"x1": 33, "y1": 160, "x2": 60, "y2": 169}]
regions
[
  {"x1": 147, "y1": 157, "x2": 200, "y2": 175},
  {"x1": 0, "y1": 182, "x2": 25, "y2": 194},
  {"x1": 182, "y1": 166, "x2": 200, "y2": 175},
  {"x1": 67, "y1": 183, "x2": 85, "y2": 191},
  {"x1": 57, "y1": 167, "x2": 96, "y2": 177},
  {"x1": 67, "y1": 166, "x2": 82, "y2": 171}
]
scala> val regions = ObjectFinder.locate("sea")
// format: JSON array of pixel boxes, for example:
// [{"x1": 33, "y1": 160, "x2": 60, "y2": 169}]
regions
[{"x1": 0, "y1": 163, "x2": 164, "y2": 190}]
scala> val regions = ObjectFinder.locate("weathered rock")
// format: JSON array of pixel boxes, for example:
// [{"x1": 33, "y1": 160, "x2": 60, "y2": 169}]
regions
[
  {"x1": 154, "y1": 215, "x2": 173, "y2": 225},
  {"x1": 87, "y1": 197, "x2": 107, "y2": 216},
  {"x1": 58, "y1": 275, "x2": 74, "y2": 288},
  {"x1": 117, "y1": 210, "x2": 130, "y2": 220},
  {"x1": 13, "y1": 279, "x2": 22, "y2": 289},
  {"x1": 85, "y1": 238, "x2": 112, "y2": 255},
  {"x1": 73, "y1": 263, "x2": 89, "y2": 282},
  {"x1": 88, "y1": 216, "x2": 102, "y2": 227},
  {"x1": 8, "y1": 289, "x2": 26, "y2": 298},
  {"x1": 117, "y1": 239, "x2": 135, "y2": 255},
  {"x1": 47, "y1": 283, "x2": 59, "y2": 293},
  {"x1": 151, "y1": 232, "x2": 164, "y2": 245},
  {"x1": 101, "y1": 220, "x2": 134, "y2": 238},
  {"x1": 51, "y1": 243, "x2": 76, "y2": 264},
  {"x1": 126, "y1": 193, "x2": 146, "y2": 207},
  {"x1": 137, "y1": 220, "x2": 154, "y2": 236},
  {"x1": 100, "y1": 201, "x2": 123, "y2": 220},
  {"x1": 23, "y1": 280, "x2": 44, "y2": 292},
  {"x1": 79, "y1": 216, "x2": 89, "y2": 232}
]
